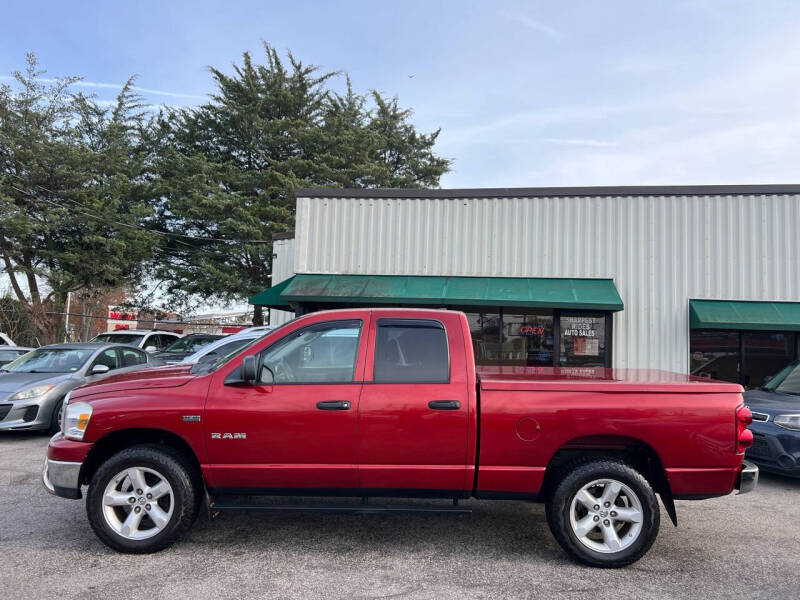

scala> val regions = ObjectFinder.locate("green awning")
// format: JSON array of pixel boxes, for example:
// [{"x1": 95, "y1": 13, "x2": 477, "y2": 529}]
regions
[
  {"x1": 690, "y1": 299, "x2": 800, "y2": 331},
  {"x1": 249, "y1": 276, "x2": 295, "y2": 309},
  {"x1": 277, "y1": 274, "x2": 624, "y2": 311}
]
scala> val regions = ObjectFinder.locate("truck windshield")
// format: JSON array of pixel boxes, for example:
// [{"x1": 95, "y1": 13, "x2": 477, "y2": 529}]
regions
[
  {"x1": 762, "y1": 360, "x2": 800, "y2": 395},
  {"x1": 190, "y1": 319, "x2": 298, "y2": 374},
  {"x1": 191, "y1": 337, "x2": 263, "y2": 374}
]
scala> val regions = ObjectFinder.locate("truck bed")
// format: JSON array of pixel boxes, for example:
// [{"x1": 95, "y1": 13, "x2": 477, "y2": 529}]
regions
[{"x1": 474, "y1": 366, "x2": 745, "y2": 499}]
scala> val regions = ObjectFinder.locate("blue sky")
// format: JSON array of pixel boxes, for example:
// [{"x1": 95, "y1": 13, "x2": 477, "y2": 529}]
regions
[{"x1": 3, "y1": 0, "x2": 800, "y2": 188}]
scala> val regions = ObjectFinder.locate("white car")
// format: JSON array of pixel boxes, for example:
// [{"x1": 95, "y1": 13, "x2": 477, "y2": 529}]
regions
[
  {"x1": 90, "y1": 330, "x2": 182, "y2": 353},
  {"x1": 182, "y1": 326, "x2": 275, "y2": 364},
  {"x1": 0, "y1": 333, "x2": 15, "y2": 346}
]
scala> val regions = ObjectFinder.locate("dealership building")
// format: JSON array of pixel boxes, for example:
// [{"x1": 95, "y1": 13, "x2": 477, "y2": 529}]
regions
[{"x1": 250, "y1": 184, "x2": 800, "y2": 389}]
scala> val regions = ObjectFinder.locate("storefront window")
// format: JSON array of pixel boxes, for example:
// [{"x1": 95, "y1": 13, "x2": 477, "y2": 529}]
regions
[
  {"x1": 559, "y1": 312, "x2": 608, "y2": 367},
  {"x1": 502, "y1": 311, "x2": 554, "y2": 366},
  {"x1": 742, "y1": 332, "x2": 796, "y2": 389},
  {"x1": 690, "y1": 330, "x2": 798, "y2": 388},
  {"x1": 690, "y1": 330, "x2": 740, "y2": 382}
]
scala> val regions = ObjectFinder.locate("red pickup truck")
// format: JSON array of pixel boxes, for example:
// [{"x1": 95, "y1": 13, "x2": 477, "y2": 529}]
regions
[{"x1": 43, "y1": 308, "x2": 757, "y2": 567}]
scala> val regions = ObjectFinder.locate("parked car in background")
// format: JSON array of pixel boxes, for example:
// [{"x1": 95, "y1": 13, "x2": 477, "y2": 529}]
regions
[
  {"x1": 0, "y1": 332, "x2": 16, "y2": 346},
  {"x1": 0, "y1": 347, "x2": 33, "y2": 367},
  {"x1": 0, "y1": 343, "x2": 163, "y2": 433},
  {"x1": 91, "y1": 330, "x2": 182, "y2": 353},
  {"x1": 182, "y1": 326, "x2": 275, "y2": 364},
  {"x1": 153, "y1": 333, "x2": 225, "y2": 364},
  {"x1": 744, "y1": 360, "x2": 800, "y2": 478}
]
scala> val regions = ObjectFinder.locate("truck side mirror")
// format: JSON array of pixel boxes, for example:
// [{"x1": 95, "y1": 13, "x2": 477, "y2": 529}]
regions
[{"x1": 241, "y1": 355, "x2": 257, "y2": 383}]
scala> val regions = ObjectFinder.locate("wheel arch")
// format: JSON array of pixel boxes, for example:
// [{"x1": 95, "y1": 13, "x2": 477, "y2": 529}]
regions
[
  {"x1": 541, "y1": 434, "x2": 677, "y2": 526},
  {"x1": 80, "y1": 428, "x2": 203, "y2": 488}
]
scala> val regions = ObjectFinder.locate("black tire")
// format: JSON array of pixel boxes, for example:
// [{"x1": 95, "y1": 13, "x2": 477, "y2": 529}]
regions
[
  {"x1": 545, "y1": 459, "x2": 660, "y2": 568},
  {"x1": 47, "y1": 399, "x2": 64, "y2": 435},
  {"x1": 86, "y1": 446, "x2": 199, "y2": 553}
]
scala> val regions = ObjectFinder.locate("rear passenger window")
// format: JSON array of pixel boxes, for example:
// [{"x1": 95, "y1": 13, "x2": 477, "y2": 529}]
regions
[
  {"x1": 374, "y1": 319, "x2": 449, "y2": 383},
  {"x1": 120, "y1": 348, "x2": 147, "y2": 367}
]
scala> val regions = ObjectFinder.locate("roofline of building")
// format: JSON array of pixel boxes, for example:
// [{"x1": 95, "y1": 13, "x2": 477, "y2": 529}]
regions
[
  {"x1": 295, "y1": 184, "x2": 800, "y2": 199},
  {"x1": 272, "y1": 231, "x2": 295, "y2": 241}
]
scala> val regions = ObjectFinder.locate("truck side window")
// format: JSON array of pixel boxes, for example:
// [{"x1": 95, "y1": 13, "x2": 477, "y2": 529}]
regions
[
  {"x1": 261, "y1": 320, "x2": 362, "y2": 384},
  {"x1": 374, "y1": 319, "x2": 449, "y2": 383}
]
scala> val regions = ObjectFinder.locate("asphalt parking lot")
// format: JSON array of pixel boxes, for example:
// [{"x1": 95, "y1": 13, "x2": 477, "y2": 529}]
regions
[{"x1": 2, "y1": 433, "x2": 799, "y2": 600}]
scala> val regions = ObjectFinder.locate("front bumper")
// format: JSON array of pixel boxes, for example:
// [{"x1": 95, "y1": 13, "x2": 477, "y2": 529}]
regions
[
  {"x1": 42, "y1": 456, "x2": 82, "y2": 499},
  {"x1": 735, "y1": 460, "x2": 759, "y2": 495},
  {"x1": 746, "y1": 422, "x2": 800, "y2": 477},
  {"x1": 0, "y1": 395, "x2": 59, "y2": 431}
]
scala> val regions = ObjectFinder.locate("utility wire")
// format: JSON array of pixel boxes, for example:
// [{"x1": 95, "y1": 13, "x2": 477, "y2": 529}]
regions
[{"x1": 4, "y1": 173, "x2": 277, "y2": 244}]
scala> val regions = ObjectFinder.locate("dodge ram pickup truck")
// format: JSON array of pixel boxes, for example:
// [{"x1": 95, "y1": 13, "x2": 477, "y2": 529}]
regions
[{"x1": 43, "y1": 308, "x2": 758, "y2": 567}]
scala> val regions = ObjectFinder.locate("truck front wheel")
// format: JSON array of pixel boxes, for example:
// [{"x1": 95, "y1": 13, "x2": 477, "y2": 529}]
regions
[
  {"x1": 86, "y1": 446, "x2": 199, "y2": 553},
  {"x1": 546, "y1": 459, "x2": 660, "y2": 568}
]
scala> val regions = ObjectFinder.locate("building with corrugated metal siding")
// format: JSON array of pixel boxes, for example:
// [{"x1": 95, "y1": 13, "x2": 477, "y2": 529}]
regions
[{"x1": 251, "y1": 184, "x2": 800, "y2": 388}]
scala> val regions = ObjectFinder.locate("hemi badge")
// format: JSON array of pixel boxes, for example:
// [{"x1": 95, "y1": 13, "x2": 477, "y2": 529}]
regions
[{"x1": 182, "y1": 415, "x2": 201, "y2": 422}]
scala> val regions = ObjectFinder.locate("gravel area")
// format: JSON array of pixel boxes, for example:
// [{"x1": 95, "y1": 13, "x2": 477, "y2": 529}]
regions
[{"x1": 2, "y1": 432, "x2": 798, "y2": 599}]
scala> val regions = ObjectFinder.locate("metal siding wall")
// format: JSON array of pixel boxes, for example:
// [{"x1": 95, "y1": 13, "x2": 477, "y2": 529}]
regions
[
  {"x1": 294, "y1": 194, "x2": 800, "y2": 372},
  {"x1": 268, "y1": 237, "x2": 295, "y2": 326}
]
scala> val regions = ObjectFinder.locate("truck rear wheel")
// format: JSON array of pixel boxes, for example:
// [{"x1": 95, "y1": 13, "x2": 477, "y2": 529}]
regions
[
  {"x1": 86, "y1": 446, "x2": 199, "y2": 553},
  {"x1": 546, "y1": 459, "x2": 660, "y2": 568}
]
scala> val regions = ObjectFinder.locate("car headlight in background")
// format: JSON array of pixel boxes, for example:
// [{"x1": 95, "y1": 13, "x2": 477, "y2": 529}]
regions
[
  {"x1": 9, "y1": 384, "x2": 55, "y2": 401},
  {"x1": 774, "y1": 414, "x2": 800, "y2": 431},
  {"x1": 63, "y1": 402, "x2": 93, "y2": 440},
  {"x1": 59, "y1": 392, "x2": 71, "y2": 434}
]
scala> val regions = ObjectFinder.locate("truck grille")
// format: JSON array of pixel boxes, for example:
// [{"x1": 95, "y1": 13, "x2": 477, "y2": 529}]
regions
[
  {"x1": 751, "y1": 411, "x2": 770, "y2": 422},
  {"x1": 0, "y1": 404, "x2": 11, "y2": 420}
]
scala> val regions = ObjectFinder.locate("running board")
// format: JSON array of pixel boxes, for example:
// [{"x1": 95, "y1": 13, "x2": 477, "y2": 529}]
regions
[{"x1": 209, "y1": 499, "x2": 472, "y2": 516}]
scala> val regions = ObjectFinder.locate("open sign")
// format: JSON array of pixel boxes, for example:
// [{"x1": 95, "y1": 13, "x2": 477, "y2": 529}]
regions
[{"x1": 520, "y1": 325, "x2": 545, "y2": 336}]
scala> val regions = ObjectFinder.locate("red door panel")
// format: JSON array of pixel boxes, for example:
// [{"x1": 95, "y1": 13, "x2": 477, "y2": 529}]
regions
[
  {"x1": 203, "y1": 314, "x2": 369, "y2": 492},
  {"x1": 357, "y1": 311, "x2": 471, "y2": 494}
]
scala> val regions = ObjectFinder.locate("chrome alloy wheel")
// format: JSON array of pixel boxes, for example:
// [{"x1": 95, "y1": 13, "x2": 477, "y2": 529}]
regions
[
  {"x1": 102, "y1": 467, "x2": 174, "y2": 540},
  {"x1": 568, "y1": 478, "x2": 644, "y2": 554}
]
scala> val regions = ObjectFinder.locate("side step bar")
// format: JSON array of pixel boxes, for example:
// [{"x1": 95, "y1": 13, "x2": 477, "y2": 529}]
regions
[{"x1": 209, "y1": 498, "x2": 472, "y2": 516}]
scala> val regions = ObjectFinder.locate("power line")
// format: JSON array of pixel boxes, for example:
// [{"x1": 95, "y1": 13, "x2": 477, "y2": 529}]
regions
[
  {"x1": 0, "y1": 308, "x2": 258, "y2": 328},
  {"x1": 7, "y1": 184, "x2": 264, "y2": 261},
  {"x1": 4, "y1": 173, "x2": 278, "y2": 244}
]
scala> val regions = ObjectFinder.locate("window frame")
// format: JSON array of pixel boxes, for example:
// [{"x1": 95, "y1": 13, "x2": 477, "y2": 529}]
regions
[
  {"x1": 372, "y1": 317, "x2": 451, "y2": 385},
  {"x1": 256, "y1": 318, "x2": 365, "y2": 386}
]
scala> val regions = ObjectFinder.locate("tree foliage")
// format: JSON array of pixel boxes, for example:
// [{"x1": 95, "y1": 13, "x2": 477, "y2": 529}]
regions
[
  {"x1": 0, "y1": 54, "x2": 158, "y2": 343},
  {"x1": 151, "y1": 44, "x2": 450, "y2": 322}
]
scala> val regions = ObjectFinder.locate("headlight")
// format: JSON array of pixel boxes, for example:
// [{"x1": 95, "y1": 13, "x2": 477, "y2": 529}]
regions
[
  {"x1": 63, "y1": 402, "x2": 93, "y2": 441},
  {"x1": 774, "y1": 414, "x2": 800, "y2": 431},
  {"x1": 59, "y1": 392, "x2": 71, "y2": 434},
  {"x1": 10, "y1": 384, "x2": 56, "y2": 401}
]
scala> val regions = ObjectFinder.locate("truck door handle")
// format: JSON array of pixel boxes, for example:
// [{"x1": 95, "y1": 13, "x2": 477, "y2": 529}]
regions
[
  {"x1": 428, "y1": 400, "x2": 461, "y2": 410},
  {"x1": 316, "y1": 401, "x2": 351, "y2": 410}
]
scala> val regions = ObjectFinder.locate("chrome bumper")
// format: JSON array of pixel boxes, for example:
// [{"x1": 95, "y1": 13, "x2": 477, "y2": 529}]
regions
[
  {"x1": 42, "y1": 456, "x2": 82, "y2": 499},
  {"x1": 736, "y1": 460, "x2": 759, "y2": 495}
]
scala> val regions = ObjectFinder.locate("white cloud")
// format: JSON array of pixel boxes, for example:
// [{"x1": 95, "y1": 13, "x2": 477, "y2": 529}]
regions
[
  {"x1": 543, "y1": 138, "x2": 617, "y2": 148},
  {"x1": 0, "y1": 75, "x2": 206, "y2": 101},
  {"x1": 499, "y1": 10, "x2": 564, "y2": 39}
]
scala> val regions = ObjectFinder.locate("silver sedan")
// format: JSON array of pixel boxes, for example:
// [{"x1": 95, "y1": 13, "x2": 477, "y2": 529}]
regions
[{"x1": 0, "y1": 343, "x2": 164, "y2": 433}]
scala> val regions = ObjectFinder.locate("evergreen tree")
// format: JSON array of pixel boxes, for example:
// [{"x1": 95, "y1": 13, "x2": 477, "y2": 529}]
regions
[
  {"x1": 0, "y1": 54, "x2": 158, "y2": 343},
  {"x1": 152, "y1": 43, "x2": 450, "y2": 323}
]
